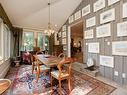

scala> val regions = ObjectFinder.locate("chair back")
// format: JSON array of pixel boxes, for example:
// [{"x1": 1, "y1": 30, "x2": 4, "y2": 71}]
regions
[
  {"x1": 58, "y1": 53, "x2": 65, "y2": 59},
  {"x1": 36, "y1": 51, "x2": 44, "y2": 55},
  {"x1": 57, "y1": 57, "x2": 73, "y2": 78}
]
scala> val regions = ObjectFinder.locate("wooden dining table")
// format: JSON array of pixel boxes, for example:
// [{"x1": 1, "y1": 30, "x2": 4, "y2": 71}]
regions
[{"x1": 33, "y1": 54, "x2": 62, "y2": 67}]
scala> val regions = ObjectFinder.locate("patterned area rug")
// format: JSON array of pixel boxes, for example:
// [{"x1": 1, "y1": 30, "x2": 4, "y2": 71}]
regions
[{"x1": 4, "y1": 65, "x2": 116, "y2": 95}]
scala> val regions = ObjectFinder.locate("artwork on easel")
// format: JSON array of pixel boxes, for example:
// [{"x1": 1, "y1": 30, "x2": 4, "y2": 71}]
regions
[
  {"x1": 100, "y1": 8, "x2": 115, "y2": 24},
  {"x1": 84, "y1": 29, "x2": 94, "y2": 39},
  {"x1": 94, "y1": 0, "x2": 105, "y2": 12},
  {"x1": 86, "y1": 16, "x2": 96, "y2": 28},
  {"x1": 74, "y1": 10, "x2": 81, "y2": 20},
  {"x1": 108, "y1": 0, "x2": 120, "y2": 6},
  {"x1": 100, "y1": 55, "x2": 114, "y2": 68},
  {"x1": 96, "y1": 24, "x2": 111, "y2": 38},
  {"x1": 117, "y1": 21, "x2": 127, "y2": 37},
  {"x1": 88, "y1": 42, "x2": 100, "y2": 53},
  {"x1": 69, "y1": 15, "x2": 74, "y2": 24},
  {"x1": 112, "y1": 41, "x2": 127, "y2": 56},
  {"x1": 82, "y1": 4, "x2": 90, "y2": 16},
  {"x1": 123, "y1": 2, "x2": 127, "y2": 18}
]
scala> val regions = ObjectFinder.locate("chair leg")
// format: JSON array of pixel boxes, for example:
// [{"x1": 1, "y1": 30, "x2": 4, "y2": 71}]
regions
[
  {"x1": 68, "y1": 77, "x2": 71, "y2": 93},
  {"x1": 59, "y1": 80, "x2": 62, "y2": 95},
  {"x1": 32, "y1": 64, "x2": 34, "y2": 74}
]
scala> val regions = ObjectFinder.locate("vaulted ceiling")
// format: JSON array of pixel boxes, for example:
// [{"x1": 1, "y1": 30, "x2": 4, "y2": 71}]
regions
[{"x1": 0, "y1": 0, "x2": 82, "y2": 32}]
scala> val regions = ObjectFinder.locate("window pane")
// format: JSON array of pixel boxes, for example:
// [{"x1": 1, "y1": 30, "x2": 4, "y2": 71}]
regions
[
  {"x1": 37, "y1": 32, "x2": 43, "y2": 49},
  {"x1": 23, "y1": 32, "x2": 34, "y2": 51}
]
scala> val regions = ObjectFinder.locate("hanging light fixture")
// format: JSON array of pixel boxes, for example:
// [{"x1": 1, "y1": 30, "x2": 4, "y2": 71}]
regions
[{"x1": 44, "y1": 0, "x2": 55, "y2": 36}]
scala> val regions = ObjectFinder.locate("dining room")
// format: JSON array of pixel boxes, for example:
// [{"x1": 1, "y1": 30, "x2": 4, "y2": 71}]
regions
[{"x1": 0, "y1": 0, "x2": 127, "y2": 95}]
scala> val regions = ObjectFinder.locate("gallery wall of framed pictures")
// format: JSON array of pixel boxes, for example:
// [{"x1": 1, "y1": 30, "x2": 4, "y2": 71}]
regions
[{"x1": 59, "y1": 0, "x2": 127, "y2": 85}]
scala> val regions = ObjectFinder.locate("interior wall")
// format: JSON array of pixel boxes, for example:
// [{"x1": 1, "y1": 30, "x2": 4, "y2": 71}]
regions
[{"x1": 60, "y1": 0, "x2": 127, "y2": 86}]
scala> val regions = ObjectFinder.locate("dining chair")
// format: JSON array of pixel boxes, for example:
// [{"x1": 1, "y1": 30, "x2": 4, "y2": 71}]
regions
[
  {"x1": 50, "y1": 57, "x2": 74, "y2": 95},
  {"x1": 57, "y1": 53, "x2": 65, "y2": 59},
  {"x1": 35, "y1": 59, "x2": 50, "y2": 82}
]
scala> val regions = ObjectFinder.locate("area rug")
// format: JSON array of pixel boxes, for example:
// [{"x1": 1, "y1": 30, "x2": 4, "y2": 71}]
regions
[{"x1": 4, "y1": 65, "x2": 116, "y2": 95}]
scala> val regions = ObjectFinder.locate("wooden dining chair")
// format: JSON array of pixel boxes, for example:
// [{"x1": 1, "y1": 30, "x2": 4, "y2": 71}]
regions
[
  {"x1": 57, "y1": 53, "x2": 65, "y2": 59},
  {"x1": 50, "y1": 57, "x2": 73, "y2": 95}
]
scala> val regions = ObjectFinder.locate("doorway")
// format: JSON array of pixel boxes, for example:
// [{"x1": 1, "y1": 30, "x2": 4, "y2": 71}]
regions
[{"x1": 70, "y1": 21, "x2": 84, "y2": 63}]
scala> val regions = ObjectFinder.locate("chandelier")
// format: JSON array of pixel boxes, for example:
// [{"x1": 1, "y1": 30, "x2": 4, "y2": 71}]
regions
[{"x1": 44, "y1": 0, "x2": 55, "y2": 36}]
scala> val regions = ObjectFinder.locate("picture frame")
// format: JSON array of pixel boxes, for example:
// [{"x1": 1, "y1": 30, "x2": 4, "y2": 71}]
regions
[
  {"x1": 100, "y1": 55, "x2": 114, "y2": 68},
  {"x1": 94, "y1": 0, "x2": 105, "y2": 12},
  {"x1": 82, "y1": 4, "x2": 90, "y2": 17},
  {"x1": 74, "y1": 10, "x2": 81, "y2": 20},
  {"x1": 108, "y1": 0, "x2": 120, "y2": 6},
  {"x1": 69, "y1": 15, "x2": 74, "y2": 24},
  {"x1": 62, "y1": 38, "x2": 66, "y2": 45},
  {"x1": 84, "y1": 29, "x2": 94, "y2": 39},
  {"x1": 86, "y1": 16, "x2": 96, "y2": 28},
  {"x1": 123, "y1": 2, "x2": 127, "y2": 18},
  {"x1": 96, "y1": 24, "x2": 111, "y2": 38},
  {"x1": 54, "y1": 32, "x2": 59, "y2": 45},
  {"x1": 112, "y1": 41, "x2": 127, "y2": 56},
  {"x1": 100, "y1": 8, "x2": 115, "y2": 24},
  {"x1": 62, "y1": 31, "x2": 66, "y2": 38},
  {"x1": 88, "y1": 42, "x2": 100, "y2": 53},
  {"x1": 62, "y1": 25, "x2": 67, "y2": 31},
  {"x1": 117, "y1": 21, "x2": 127, "y2": 37}
]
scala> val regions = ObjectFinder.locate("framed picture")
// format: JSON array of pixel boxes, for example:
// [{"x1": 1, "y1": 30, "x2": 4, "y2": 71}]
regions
[
  {"x1": 112, "y1": 41, "x2": 127, "y2": 56},
  {"x1": 88, "y1": 42, "x2": 100, "y2": 53},
  {"x1": 100, "y1": 55, "x2": 114, "y2": 68},
  {"x1": 54, "y1": 32, "x2": 59, "y2": 45},
  {"x1": 86, "y1": 16, "x2": 96, "y2": 28},
  {"x1": 108, "y1": 0, "x2": 120, "y2": 6},
  {"x1": 63, "y1": 45, "x2": 67, "y2": 50},
  {"x1": 58, "y1": 31, "x2": 61, "y2": 37},
  {"x1": 62, "y1": 31, "x2": 66, "y2": 38},
  {"x1": 94, "y1": 0, "x2": 105, "y2": 12},
  {"x1": 62, "y1": 38, "x2": 66, "y2": 45},
  {"x1": 100, "y1": 8, "x2": 115, "y2": 24},
  {"x1": 84, "y1": 29, "x2": 94, "y2": 39},
  {"x1": 62, "y1": 25, "x2": 66, "y2": 31},
  {"x1": 117, "y1": 21, "x2": 127, "y2": 37},
  {"x1": 74, "y1": 10, "x2": 81, "y2": 20},
  {"x1": 123, "y1": 2, "x2": 127, "y2": 18},
  {"x1": 82, "y1": 4, "x2": 90, "y2": 17},
  {"x1": 96, "y1": 24, "x2": 111, "y2": 38},
  {"x1": 69, "y1": 15, "x2": 74, "y2": 24}
]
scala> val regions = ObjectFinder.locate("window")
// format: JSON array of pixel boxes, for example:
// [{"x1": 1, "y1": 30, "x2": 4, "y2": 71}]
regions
[
  {"x1": 37, "y1": 32, "x2": 43, "y2": 49},
  {"x1": 0, "y1": 19, "x2": 12, "y2": 63},
  {"x1": 23, "y1": 32, "x2": 34, "y2": 51}
]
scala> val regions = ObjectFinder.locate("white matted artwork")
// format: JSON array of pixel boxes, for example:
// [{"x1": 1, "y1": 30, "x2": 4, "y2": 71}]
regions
[
  {"x1": 82, "y1": 4, "x2": 90, "y2": 17},
  {"x1": 62, "y1": 31, "x2": 66, "y2": 38},
  {"x1": 62, "y1": 25, "x2": 67, "y2": 31},
  {"x1": 112, "y1": 41, "x2": 127, "y2": 56},
  {"x1": 123, "y1": 2, "x2": 127, "y2": 18},
  {"x1": 96, "y1": 24, "x2": 111, "y2": 38},
  {"x1": 69, "y1": 15, "x2": 74, "y2": 24},
  {"x1": 63, "y1": 45, "x2": 67, "y2": 50},
  {"x1": 108, "y1": 0, "x2": 120, "y2": 6},
  {"x1": 88, "y1": 42, "x2": 100, "y2": 53},
  {"x1": 58, "y1": 31, "x2": 61, "y2": 37},
  {"x1": 86, "y1": 17, "x2": 96, "y2": 28},
  {"x1": 94, "y1": 0, "x2": 105, "y2": 12},
  {"x1": 62, "y1": 38, "x2": 66, "y2": 45},
  {"x1": 100, "y1": 8, "x2": 115, "y2": 24},
  {"x1": 74, "y1": 10, "x2": 81, "y2": 20},
  {"x1": 84, "y1": 29, "x2": 94, "y2": 39},
  {"x1": 54, "y1": 32, "x2": 59, "y2": 45},
  {"x1": 117, "y1": 21, "x2": 127, "y2": 37},
  {"x1": 100, "y1": 55, "x2": 114, "y2": 68}
]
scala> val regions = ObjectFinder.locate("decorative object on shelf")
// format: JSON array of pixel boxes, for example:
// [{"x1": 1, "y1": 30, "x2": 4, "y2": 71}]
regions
[
  {"x1": 74, "y1": 10, "x2": 81, "y2": 20},
  {"x1": 82, "y1": 4, "x2": 90, "y2": 17},
  {"x1": 94, "y1": 0, "x2": 105, "y2": 12},
  {"x1": 100, "y1": 8, "x2": 115, "y2": 24},
  {"x1": 100, "y1": 55, "x2": 114, "y2": 68},
  {"x1": 117, "y1": 21, "x2": 127, "y2": 37},
  {"x1": 84, "y1": 29, "x2": 94, "y2": 39},
  {"x1": 88, "y1": 42, "x2": 100, "y2": 53},
  {"x1": 96, "y1": 23, "x2": 111, "y2": 38},
  {"x1": 69, "y1": 15, "x2": 74, "y2": 24},
  {"x1": 112, "y1": 41, "x2": 127, "y2": 56},
  {"x1": 86, "y1": 16, "x2": 96, "y2": 28},
  {"x1": 123, "y1": 2, "x2": 127, "y2": 18},
  {"x1": 108, "y1": 0, "x2": 120, "y2": 6},
  {"x1": 44, "y1": 0, "x2": 55, "y2": 36}
]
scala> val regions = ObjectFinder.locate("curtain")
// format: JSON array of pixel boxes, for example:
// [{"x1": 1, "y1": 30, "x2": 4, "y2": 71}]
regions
[{"x1": 13, "y1": 27, "x2": 23, "y2": 57}]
